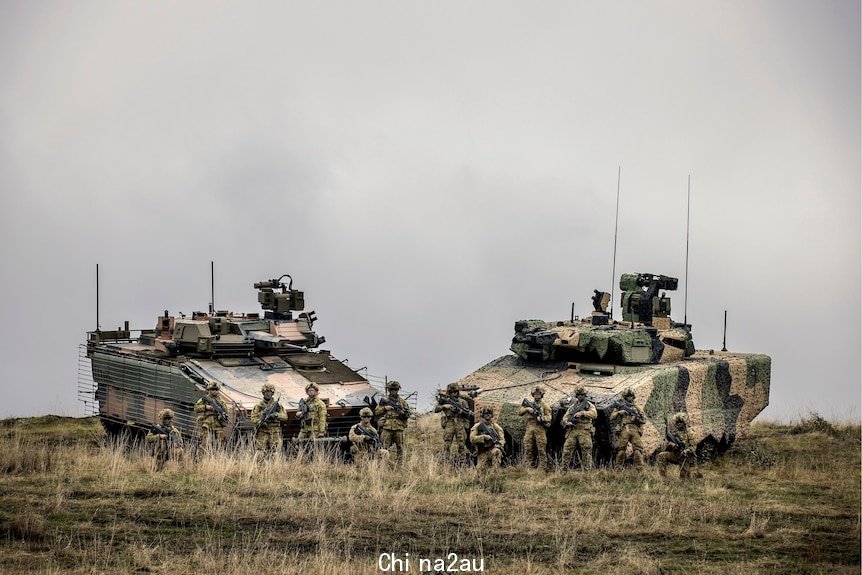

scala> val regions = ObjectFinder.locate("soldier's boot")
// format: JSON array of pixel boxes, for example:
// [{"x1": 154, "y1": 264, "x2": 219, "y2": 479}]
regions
[
  {"x1": 614, "y1": 449, "x2": 626, "y2": 471},
  {"x1": 632, "y1": 449, "x2": 645, "y2": 472},
  {"x1": 581, "y1": 451, "x2": 593, "y2": 471}
]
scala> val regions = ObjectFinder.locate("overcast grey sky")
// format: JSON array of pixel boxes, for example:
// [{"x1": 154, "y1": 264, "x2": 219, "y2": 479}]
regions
[{"x1": 0, "y1": 1, "x2": 859, "y2": 422}]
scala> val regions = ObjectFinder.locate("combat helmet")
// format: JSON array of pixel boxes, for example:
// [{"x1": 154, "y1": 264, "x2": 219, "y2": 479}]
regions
[
  {"x1": 386, "y1": 380, "x2": 401, "y2": 391},
  {"x1": 531, "y1": 386, "x2": 545, "y2": 397},
  {"x1": 261, "y1": 383, "x2": 276, "y2": 394},
  {"x1": 305, "y1": 382, "x2": 319, "y2": 392},
  {"x1": 158, "y1": 408, "x2": 175, "y2": 421},
  {"x1": 672, "y1": 412, "x2": 688, "y2": 426},
  {"x1": 575, "y1": 386, "x2": 587, "y2": 398},
  {"x1": 622, "y1": 388, "x2": 635, "y2": 400},
  {"x1": 206, "y1": 381, "x2": 220, "y2": 391},
  {"x1": 446, "y1": 382, "x2": 460, "y2": 393},
  {"x1": 359, "y1": 407, "x2": 374, "y2": 418},
  {"x1": 480, "y1": 406, "x2": 494, "y2": 417}
]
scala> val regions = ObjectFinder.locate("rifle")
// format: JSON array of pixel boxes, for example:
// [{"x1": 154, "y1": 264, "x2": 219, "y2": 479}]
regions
[
  {"x1": 298, "y1": 398, "x2": 310, "y2": 428},
  {"x1": 256, "y1": 398, "x2": 283, "y2": 430},
  {"x1": 438, "y1": 395, "x2": 473, "y2": 418},
  {"x1": 477, "y1": 422, "x2": 504, "y2": 451},
  {"x1": 151, "y1": 424, "x2": 175, "y2": 447},
  {"x1": 202, "y1": 394, "x2": 229, "y2": 425},
  {"x1": 521, "y1": 398, "x2": 549, "y2": 426},
  {"x1": 352, "y1": 424, "x2": 381, "y2": 449},
  {"x1": 379, "y1": 396, "x2": 409, "y2": 419},
  {"x1": 565, "y1": 398, "x2": 592, "y2": 426},
  {"x1": 609, "y1": 400, "x2": 646, "y2": 425}
]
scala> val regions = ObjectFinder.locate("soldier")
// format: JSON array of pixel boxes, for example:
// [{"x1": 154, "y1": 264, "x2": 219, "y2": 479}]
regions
[
  {"x1": 296, "y1": 382, "x2": 327, "y2": 439},
  {"x1": 348, "y1": 407, "x2": 389, "y2": 464},
  {"x1": 518, "y1": 386, "x2": 551, "y2": 471},
  {"x1": 658, "y1": 412, "x2": 703, "y2": 479},
  {"x1": 433, "y1": 383, "x2": 472, "y2": 466},
  {"x1": 470, "y1": 407, "x2": 506, "y2": 474},
  {"x1": 146, "y1": 408, "x2": 184, "y2": 471},
  {"x1": 193, "y1": 381, "x2": 229, "y2": 453},
  {"x1": 251, "y1": 383, "x2": 287, "y2": 458},
  {"x1": 561, "y1": 386, "x2": 597, "y2": 471},
  {"x1": 374, "y1": 380, "x2": 411, "y2": 463},
  {"x1": 610, "y1": 388, "x2": 646, "y2": 471}
]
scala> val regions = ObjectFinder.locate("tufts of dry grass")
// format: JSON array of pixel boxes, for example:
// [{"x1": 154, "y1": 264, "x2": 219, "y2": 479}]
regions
[{"x1": 0, "y1": 415, "x2": 858, "y2": 574}]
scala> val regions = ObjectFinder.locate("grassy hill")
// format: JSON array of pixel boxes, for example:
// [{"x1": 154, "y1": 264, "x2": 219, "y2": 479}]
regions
[{"x1": 0, "y1": 414, "x2": 858, "y2": 574}]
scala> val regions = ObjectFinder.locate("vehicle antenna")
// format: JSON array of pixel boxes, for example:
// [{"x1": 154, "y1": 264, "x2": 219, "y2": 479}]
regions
[
  {"x1": 96, "y1": 263, "x2": 100, "y2": 332},
  {"x1": 571, "y1": 302, "x2": 575, "y2": 323},
  {"x1": 210, "y1": 260, "x2": 215, "y2": 314},
  {"x1": 610, "y1": 166, "x2": 621, "y2": 320},
  {"x1": 684, "y1": 175, "x2": 690, "y2": 326},
  {"x1": 722, "y1": 309, "x2": 728, "y2": 352}
]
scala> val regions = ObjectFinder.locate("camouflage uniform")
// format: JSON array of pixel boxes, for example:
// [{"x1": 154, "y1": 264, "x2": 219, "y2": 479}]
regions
[
  {"x1": 375, "y1": 381, "x2": 411, "y2": 463},
  {"x1": 194, "y1": 381, "x2": 229, "y2": 452},
  {"x1": 658, "y1": 412, "x2": 702, "y2": 479},
  {"x1": 561, "y1": 388, "x2": 597, "y2": 471},
  {"x1": 517, "y1": 386, "x2": 551, "y2": 471},
  {"x1": 251, "y1": 384, "x2": 287, "y2": 456},
  {"x1": 348, "y1": 407, "x2": 389, "y2": 464},
  {"x1": 470, "y1": 407, "x2": 505, "y2": 474},
  {"x1": 297, "y1": 382, "x2": 328, "y2": 439},
  {"x1": 433, "y1": 383, "x2": 471, "y2": 464},
  {"x1": 611, "y1": 389, "x2": 646, "y2": 471},
  {"x1": 146, "y1": 409, "x2": 184, "y2": 471}
]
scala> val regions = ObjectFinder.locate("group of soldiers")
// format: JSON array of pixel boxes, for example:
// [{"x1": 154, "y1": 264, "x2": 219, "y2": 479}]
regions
[
  {"x1": 146, "y1": 380, "x2": 699, "y2": 479},
  {"x1": 435, "y1": 383, "x2": 701, "y2": 478}
]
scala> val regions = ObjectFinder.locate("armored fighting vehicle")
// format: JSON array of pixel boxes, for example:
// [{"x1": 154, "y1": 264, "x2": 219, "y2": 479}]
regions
[
  {"x1": 82, "y1": 274, "x2": 382, "y2": 447},
  {"x1": 453, "y1": 272, "x2": 771, "y2": 465}
]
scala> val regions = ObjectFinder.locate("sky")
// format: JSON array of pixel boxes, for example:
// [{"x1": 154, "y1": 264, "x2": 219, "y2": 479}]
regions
[{"x1": 0, "y1": 1, "x2": 859, "y2": 422}]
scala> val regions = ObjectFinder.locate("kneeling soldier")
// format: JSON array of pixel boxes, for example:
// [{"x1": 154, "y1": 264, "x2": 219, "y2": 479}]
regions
[
  {"x1": 194, "y1": 381, "x2": 229, "y2": 453},
  {"x1": 348, "y1": 407, "x2": 389, "y2": 464},
  {"x1": 251, "y1": 383, "x2": 287, "y2": 457},
  {"x1": 470, "y1": 407, "x2": 505, "y2": 474},
  {"x1": 434, "y1": 383, "x2": 471, "y2": 465},
  {"x1": 561, "y1": 387, "x2": 597, "y2": 471},
  {"x1": 146, "y1": 408, "x2": 184, "y2": 471},
  {"x1": 658, "y1": 412, "x2": 702, "y2": 479},
  {"x1": 518, "y1": 386, "x2": 551, "y2": 471}
]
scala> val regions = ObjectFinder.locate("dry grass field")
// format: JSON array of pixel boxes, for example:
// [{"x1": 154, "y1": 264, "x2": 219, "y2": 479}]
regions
[{"x1": 0, "y1": 413, "x2": 858, "y2": 575}]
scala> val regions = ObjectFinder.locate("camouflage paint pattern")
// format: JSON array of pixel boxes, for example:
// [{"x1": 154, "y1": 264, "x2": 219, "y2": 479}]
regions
[{"x1": 455, "y1": 350, "x2": 770, "y2": 457}]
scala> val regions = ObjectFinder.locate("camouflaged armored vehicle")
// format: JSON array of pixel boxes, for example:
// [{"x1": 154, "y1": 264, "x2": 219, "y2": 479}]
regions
[
  {"x1": 82, "y1": 274, "x2": 381, "y2": 448},
  {"x1": 453, "y1": 272, "x2": 771, "y2": 465}
]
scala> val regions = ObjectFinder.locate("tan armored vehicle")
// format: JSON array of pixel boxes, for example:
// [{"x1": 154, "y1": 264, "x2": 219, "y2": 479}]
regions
[
  {"x1": 82, "y1": 274, "x2": 382, "y2": 449},
  {"x1": 452, "y1": 272, "x2": 771, "y2": 465}
]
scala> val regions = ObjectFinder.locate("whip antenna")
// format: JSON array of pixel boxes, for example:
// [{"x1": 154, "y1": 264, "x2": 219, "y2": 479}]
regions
[
  {"x1": 610, "y1": 166, "x2": 621, "y2": 320},
  {"x1": 684, "y1": 175, "x2": 690, "y2": 325}
]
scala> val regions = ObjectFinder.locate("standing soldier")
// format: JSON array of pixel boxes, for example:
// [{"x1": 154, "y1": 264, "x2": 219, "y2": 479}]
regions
[
  {"x1": 518, "y1": 386, "x2": 551, "y2": 471},
  {"x1": 194, "y1": 381, "x2": 229, "y2": 453},
  {"x1": 561, "y1": 387, "x2": 597, "y2": 471},
  {"x1": 348, "y1": 407, "x2": 389, "y2": 464},
  {"x1": 375, "y1": 381, "x2": 411, "y2": 464},
  {"x1": 658, "y1": 412, "x2": 703, "y2": 479},
  {"x1": 470, "y1": 407, "x2": 506, "y2": 475},
  {"x1": 434, "y1": 383, "x2": 472, "y2": 466},
  {"x1": 251, "y1": 383, "x2": 287, "y2": 458},
  {"x1": 610, "y1": 388, "x2": 646, "y2": 472},
  {"x1": 296, "y1": 382, "x2": 327, "y2": 439},
  {"x1": 146, "y1": 408, "x2": 184, "y2": 471}
]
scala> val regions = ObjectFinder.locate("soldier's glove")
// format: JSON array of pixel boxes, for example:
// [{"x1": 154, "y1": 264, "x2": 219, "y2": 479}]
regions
[{"x1": 682, "y1": 448, "x2": 694, "y2": 457}]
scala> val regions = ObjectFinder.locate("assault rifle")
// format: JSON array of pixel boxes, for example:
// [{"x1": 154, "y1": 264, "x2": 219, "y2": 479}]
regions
[
  {"x1": 151, "y1": 424, "x2": 175, "y2": 447},
  {"x1": 379, "y1": 396, "x2": 410, "y2": 419},
  {"x1": 438, "y1": 395, "x2": 473, "y2": 418},
  {"x1": 521, "y1": 398, "x2": 549, "y2": 426},
  {"x1": 298, "y1": 398, "x2": 310, "y2": 428},
  {"x1": 256, "y1": 398, "x2": 283, "y2": 430},
  {"x1": 352, "y1": 424, "x2": 381, "y2": 449},
  {"x1": 665, "y1": 426, "x2": 685, "y2": 453},
  {"x1": 565, "y1": 398, "x2": 592, "y2": 426},
  {"x1": 609, "y1": 400, "x2": 646, "y2": 425},
  {"x1": 202, "y1": 394, "x2": 229, "y2": 425},
  {"x1": 477, "y1": 422, "x2": 504, "y2": 451}
]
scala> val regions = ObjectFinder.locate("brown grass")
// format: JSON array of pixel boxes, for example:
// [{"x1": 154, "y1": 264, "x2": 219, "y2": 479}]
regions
[{"x1": 0, "y1": 414, "x2": 858, "y2": 574}]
